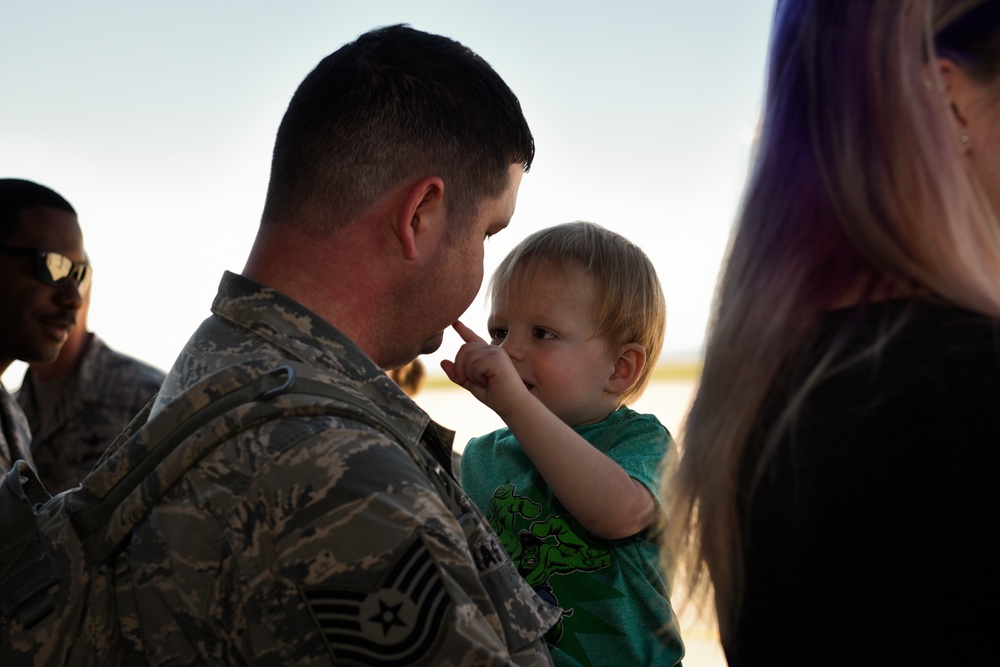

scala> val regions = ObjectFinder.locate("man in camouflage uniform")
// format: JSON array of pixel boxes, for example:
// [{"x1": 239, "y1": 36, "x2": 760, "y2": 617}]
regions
[
  {"x1": 0, "y1": 387, "x2": 31, "y2": 476},
  {"x1": 117, "y1": 25, "x2": 560, "y2": 665},
  {"x1": 16, "y1": 285, "x2": 165, "y2": 493},
  {"x1": 0, "y1": 179, "x2": 89, "y2": 476}
]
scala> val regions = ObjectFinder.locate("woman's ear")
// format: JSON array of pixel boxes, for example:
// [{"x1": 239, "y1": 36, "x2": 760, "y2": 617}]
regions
[
  {"x1": 938, "y1": 57, "x2": 973, "y2": 151},
  {"x1": 395, "y1": 176, "x2": 446, "y2": 261},
  {"x1": 606, "y1": 343, "x2": 646, "y2": 395}
]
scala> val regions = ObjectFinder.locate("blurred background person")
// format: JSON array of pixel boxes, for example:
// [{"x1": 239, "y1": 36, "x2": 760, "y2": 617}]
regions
[
  {"x1": 664, "y1": 1, "x2": 1000, "y2": 665},
  {"x1": 388, "y1": 357, "x2": 426, "y2": 397},
  {"x1": 16, "y1": 265, "x2": 164, "y2": 493},
  {"x1": 0, "y1": 178, "x2": 87, "y2": 475}
]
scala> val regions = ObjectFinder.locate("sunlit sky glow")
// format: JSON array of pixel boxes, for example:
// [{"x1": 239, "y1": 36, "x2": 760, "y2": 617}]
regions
[{"x1": 2, "y1": 0, "x2": 775, "y2": 384}]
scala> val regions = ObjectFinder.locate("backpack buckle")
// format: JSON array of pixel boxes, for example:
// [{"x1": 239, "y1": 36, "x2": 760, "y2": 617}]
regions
[{"x1": 256, "y1": 364, "x2": 297, "y2": 401}]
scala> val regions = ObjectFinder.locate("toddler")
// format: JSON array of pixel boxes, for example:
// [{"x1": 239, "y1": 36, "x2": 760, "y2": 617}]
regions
[{"x1": 443, "y1": 221, "x2": 684, "y2": 666}]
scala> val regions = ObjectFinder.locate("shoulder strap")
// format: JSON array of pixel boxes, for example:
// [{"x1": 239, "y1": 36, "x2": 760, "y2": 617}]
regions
[
  {"x1": 1, "y1": 361, "x2": 459, "y2": 632},
  {"x1": 72, "y1": 361, "x2": 454, "y2": 563}
]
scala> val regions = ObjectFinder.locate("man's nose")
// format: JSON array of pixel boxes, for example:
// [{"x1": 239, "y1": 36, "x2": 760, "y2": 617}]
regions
[{"x1": 52, "y1": 279, "x2": 83, "y2": 309}]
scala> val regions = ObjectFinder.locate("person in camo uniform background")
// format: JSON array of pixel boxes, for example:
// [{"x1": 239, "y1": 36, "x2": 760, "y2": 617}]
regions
[
  {"x1": 16, "y1": 281, "x2": 165, "y2": 493},
  {"x1": 105, "y1": 24, "x2": 560, "y2": 666},
  {"x1": 0, "y1": 179, "x2": 89, "y2": 476}
]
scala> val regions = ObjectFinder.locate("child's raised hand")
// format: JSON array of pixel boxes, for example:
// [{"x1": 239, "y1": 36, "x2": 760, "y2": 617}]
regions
[{"x1": 441, "y1": 321, "x2": 531, "y2": 417}]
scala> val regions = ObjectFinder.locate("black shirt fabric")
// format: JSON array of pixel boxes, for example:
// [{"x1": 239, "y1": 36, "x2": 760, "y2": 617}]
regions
[{"x1": 728, "y1": 300, "x2": 1000, "y2": 666}]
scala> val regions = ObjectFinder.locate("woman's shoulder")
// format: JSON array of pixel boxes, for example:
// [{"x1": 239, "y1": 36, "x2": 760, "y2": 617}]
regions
[
  {"x1": 817, "y1": 299, "x2": 1000, "y2": 379},
  {"x1": 804, "y1": 300, "x2": 1000, "y2": 441}
]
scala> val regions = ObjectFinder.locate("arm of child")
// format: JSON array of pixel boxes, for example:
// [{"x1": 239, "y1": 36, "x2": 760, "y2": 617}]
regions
[{"x1": 442, "y1": 321, "x2": 656, "y2": 540}]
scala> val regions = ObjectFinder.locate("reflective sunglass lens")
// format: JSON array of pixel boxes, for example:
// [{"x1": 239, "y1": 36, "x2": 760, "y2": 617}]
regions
[
  {"x1": 44, "y1": 252, "x2": 74, "y2": 282},
  {"x1": 77, "y1": 266, "x2": 92, "y2": 293},
  {"x1": 39, "y1": 250, "x2": 90, "y2": 292}
]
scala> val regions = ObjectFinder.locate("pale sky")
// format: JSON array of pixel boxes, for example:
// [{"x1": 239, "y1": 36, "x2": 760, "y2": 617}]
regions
[{"x1": 2, "y1": 0, "x2": 775, "y2": 383}]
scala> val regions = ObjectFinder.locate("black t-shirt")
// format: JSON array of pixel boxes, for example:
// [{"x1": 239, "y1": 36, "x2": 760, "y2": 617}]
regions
[{"x1": 728, "y1": 300, "x2": 1000, "y2": 666}]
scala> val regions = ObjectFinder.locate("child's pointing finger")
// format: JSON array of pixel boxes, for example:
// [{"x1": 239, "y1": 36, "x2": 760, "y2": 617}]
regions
[{"x1": 452, "y1": 320, "x2": 486, "y2": 345}]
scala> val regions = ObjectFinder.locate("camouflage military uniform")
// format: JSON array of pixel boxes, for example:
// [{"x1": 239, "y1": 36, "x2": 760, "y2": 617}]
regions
[
  {"x1": 0, "y1": 384, "x2": 32, "y2": 474},
  {"x1": 15, "y1": 334, "x2": 165, "y2": 493},
  {"x1": 118, "y1": 271, "x2": 559, "y2": 666}
]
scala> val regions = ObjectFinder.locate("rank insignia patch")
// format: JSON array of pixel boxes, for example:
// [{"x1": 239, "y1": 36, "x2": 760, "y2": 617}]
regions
[{"x1": 304, "y1": 536, "x2": 452, "y2": 665}]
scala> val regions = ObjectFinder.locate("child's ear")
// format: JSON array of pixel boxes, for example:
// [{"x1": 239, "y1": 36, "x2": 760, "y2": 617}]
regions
[{"x1": 606, "y1": 343, "x2": 646, "y2": 395}]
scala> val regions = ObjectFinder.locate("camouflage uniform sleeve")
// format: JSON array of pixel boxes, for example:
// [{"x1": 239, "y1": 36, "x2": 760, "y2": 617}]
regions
[
  {"x1": 0, "y1": 386, "x2": 33, "y2": 474},
  {"x1": 251, "y1": 423, "x2": 554, "y2": 665},
  {"x1": 134, "y1": 417, "x2": 555, "y2": 666}
]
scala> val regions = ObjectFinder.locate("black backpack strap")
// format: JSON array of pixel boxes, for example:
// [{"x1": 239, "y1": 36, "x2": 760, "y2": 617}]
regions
[
  {"x1": 1, "y1": 360, "x2": 461, "y2": 635},
  {"x1": 73, "y1": 361, "x2": 460, "y2": 564},
  {"x1": 0, "y1": 462, "x2": 60, "y2": 626},
  {"x1": 69, "y1": 364, "x2": 304, "y2": 542}
]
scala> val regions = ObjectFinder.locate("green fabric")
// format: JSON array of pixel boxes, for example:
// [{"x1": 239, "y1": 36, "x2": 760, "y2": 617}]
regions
[{"x1": 461, "y1": 406, "x2": 684, "y2": 667}]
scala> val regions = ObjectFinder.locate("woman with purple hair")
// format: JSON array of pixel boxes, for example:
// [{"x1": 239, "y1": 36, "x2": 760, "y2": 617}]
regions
[{"x1": 664, "y1": 1, "x2": 1000, "y2": 664}]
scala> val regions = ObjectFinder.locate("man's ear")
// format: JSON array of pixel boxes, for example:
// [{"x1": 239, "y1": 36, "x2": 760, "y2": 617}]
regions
[
  {"x1": 606, "y1": 343, "x2": 646, "y2": 395},
  {"x1": 395, "y1": 176, "x2": 446, "y2": 261}
]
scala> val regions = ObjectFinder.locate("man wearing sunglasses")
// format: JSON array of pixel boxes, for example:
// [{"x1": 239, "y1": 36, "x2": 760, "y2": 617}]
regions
[
  {"x1": 0, "y1": 178, "x2": 88, "y2": 475},
  {"x1": 14, "y1": 282, "x2": 166, "y2": 494}
]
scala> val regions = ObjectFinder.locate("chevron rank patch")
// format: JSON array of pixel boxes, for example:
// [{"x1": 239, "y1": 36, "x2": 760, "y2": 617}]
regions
[{"x1": 303, "y1": 536, "x2": 452, "y2": 666}]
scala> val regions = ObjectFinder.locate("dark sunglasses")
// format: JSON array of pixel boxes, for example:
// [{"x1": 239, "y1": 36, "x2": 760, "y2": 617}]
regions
[{"x1": 0, "y1": 246, "x2": 92, "y2": 293}]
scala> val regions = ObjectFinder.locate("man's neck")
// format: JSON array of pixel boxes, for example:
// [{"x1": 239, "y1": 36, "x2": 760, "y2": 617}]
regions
[{"x1": 243, "y1": 220, "x2": 392, "y2": 367}]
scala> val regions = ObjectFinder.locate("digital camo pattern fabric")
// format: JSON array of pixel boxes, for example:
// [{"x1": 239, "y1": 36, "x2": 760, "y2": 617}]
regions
[
  {"x1": 118, "y1": 271, "x2": 559, "y2": 666},
  {"x1": 0, "y1": 384, "x2": 32, "y2": 474},
  {"x1": 16, "y1": 334, "x2": 165, "y2": 493}
]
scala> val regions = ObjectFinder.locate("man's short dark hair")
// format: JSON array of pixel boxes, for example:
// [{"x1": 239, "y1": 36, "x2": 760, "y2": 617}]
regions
[
  {"x1": 0, "y1": 179, "x2": 76, "y2": 242},
  {"x1": 261, "y1": 24, "x2": 534, "y2": 233}
]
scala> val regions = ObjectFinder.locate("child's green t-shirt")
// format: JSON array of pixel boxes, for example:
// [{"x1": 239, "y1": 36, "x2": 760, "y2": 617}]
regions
[{"x1": 460, "y1": 406, "x2": 684, "y2": 667}]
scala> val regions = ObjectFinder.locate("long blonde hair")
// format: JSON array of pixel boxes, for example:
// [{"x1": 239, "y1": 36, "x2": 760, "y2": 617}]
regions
[{"x1": 663, "y1": 0, "x2": 1000, "y2": 637}]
